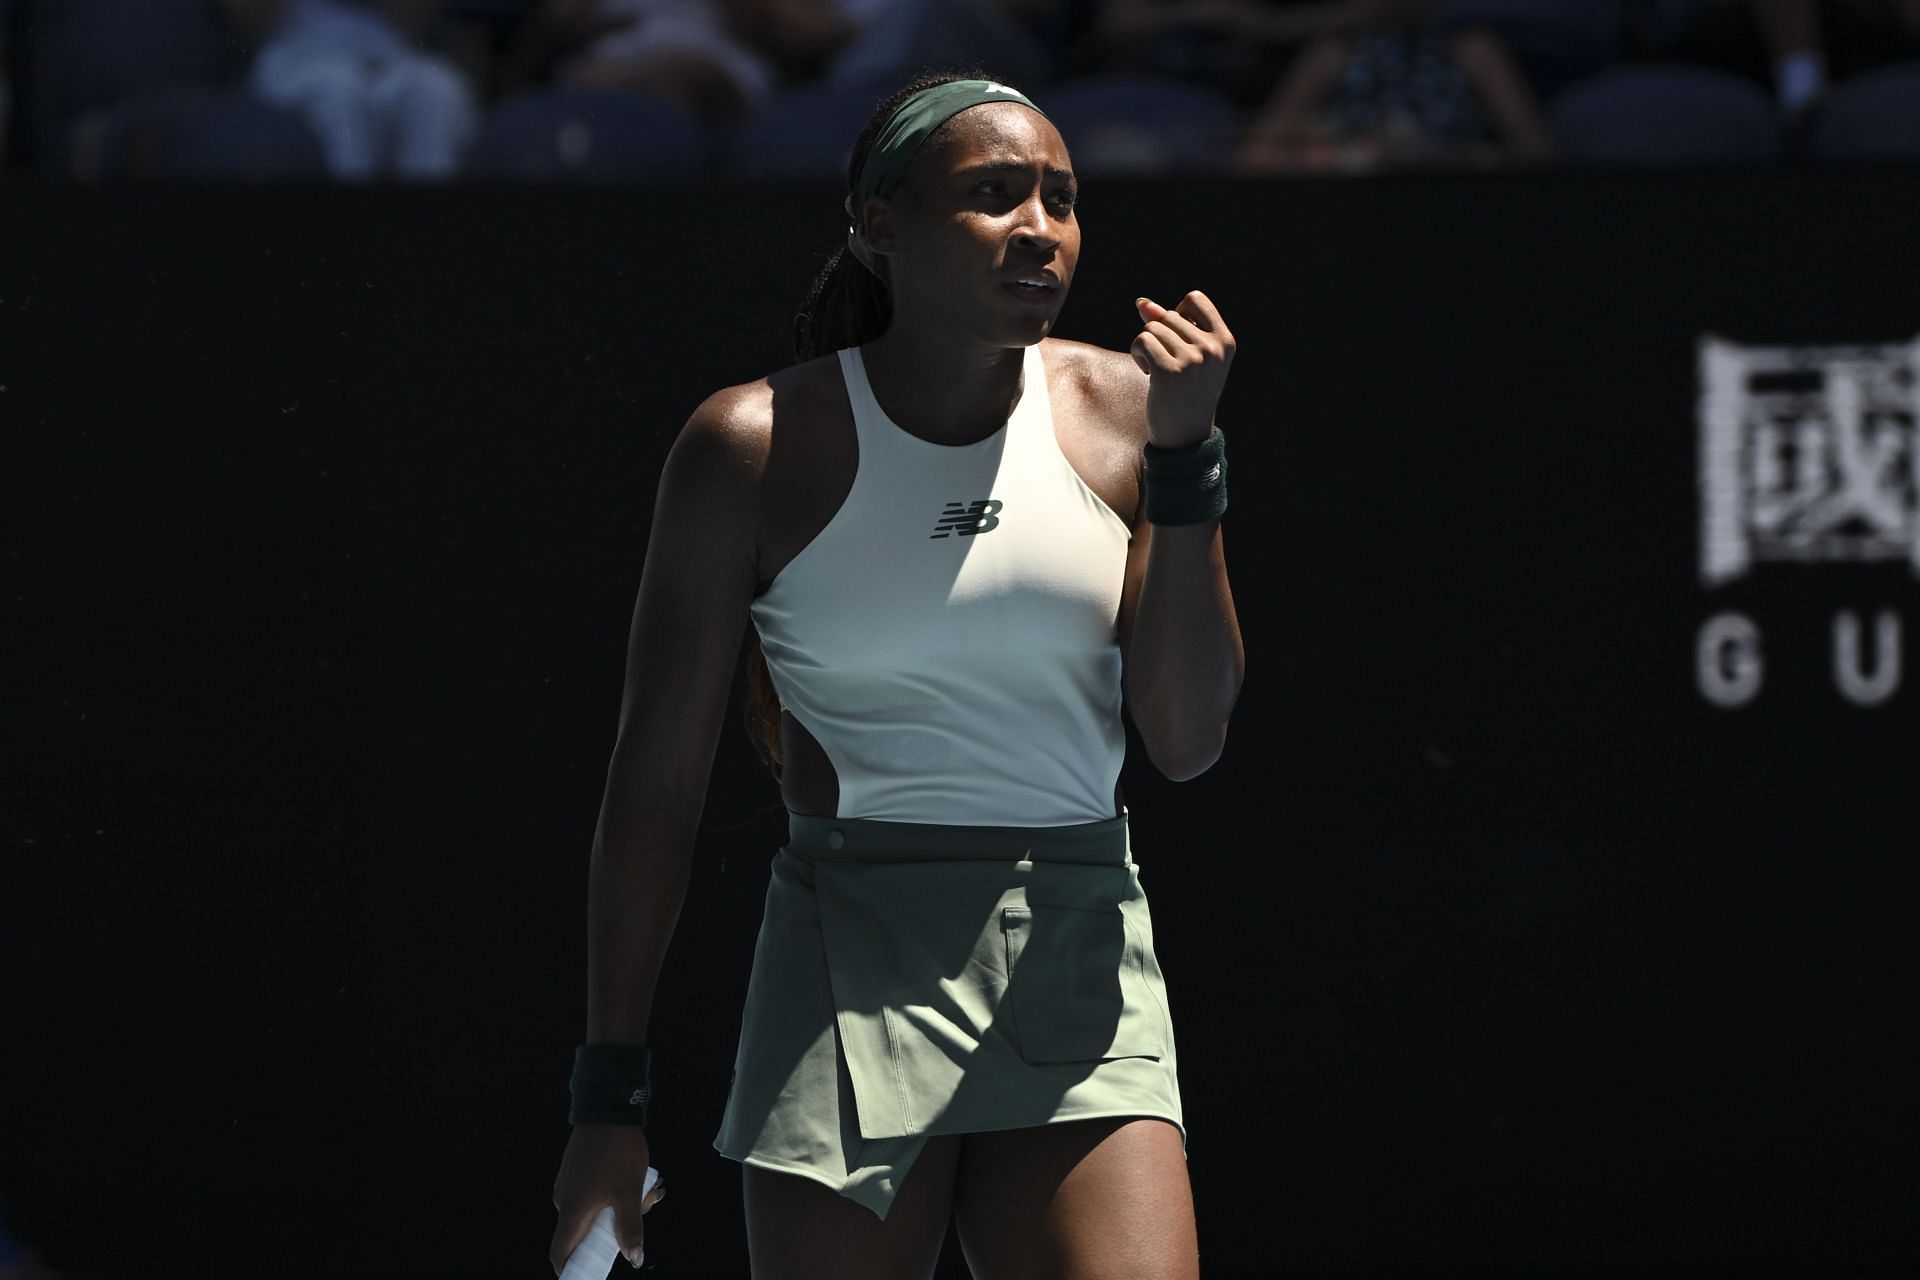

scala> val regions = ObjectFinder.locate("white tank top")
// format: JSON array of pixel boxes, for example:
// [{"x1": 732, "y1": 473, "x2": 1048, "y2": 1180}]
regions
[{"x1": 749, "y1": 340, "x2": 1134, "y2": 826}]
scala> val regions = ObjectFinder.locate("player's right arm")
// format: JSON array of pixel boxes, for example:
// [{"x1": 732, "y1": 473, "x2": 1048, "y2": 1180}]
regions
[
  {"x1": 550, "y1": 383, "x2": 767, "y2": 1275},
  {"x1": 587, "y1": 382, "x2": 765, "y2": 1042}
]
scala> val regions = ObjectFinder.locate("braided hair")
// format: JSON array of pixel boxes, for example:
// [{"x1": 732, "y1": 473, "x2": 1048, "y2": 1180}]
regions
[{"x1": 742, "y1": 62, "x2": 1014, "y2": 783}]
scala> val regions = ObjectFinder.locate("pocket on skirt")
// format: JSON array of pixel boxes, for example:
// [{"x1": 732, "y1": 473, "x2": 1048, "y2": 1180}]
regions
[{"x1": 1000, "y1": 904, "x2": 1166, "y2": 1064}]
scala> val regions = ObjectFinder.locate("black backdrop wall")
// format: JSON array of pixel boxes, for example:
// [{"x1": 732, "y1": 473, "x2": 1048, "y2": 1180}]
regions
[{"x1": 3, "y1": 168, "x2": 1916, "y2": 1279}]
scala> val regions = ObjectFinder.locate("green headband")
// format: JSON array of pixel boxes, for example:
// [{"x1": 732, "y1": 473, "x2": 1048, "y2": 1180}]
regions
[{"x1": 850, "y1": 79, "x2": 1047, "y2": 229}]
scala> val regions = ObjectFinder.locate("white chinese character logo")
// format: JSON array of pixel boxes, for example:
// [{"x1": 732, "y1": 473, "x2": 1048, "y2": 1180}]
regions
[{"x1": 1699, "y1": 334, "x2": 1920, "y2": 586}]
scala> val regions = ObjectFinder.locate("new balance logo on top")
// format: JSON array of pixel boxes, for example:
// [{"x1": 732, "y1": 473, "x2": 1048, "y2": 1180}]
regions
[
  {"x1": 981, "y1": 83, "x2": 1021, "y2": 96},
  {"x1": 930, "y1": 499, "x2": 1004, "y2": 538}
]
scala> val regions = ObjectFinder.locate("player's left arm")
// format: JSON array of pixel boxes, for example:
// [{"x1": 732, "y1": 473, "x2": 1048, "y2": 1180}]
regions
[{"x1": 1112, "y1": 292, "x2": 1246, "y2": 781}]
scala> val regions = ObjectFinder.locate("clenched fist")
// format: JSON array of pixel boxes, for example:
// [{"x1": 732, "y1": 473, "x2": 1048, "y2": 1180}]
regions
[{"x1": 1130, "y1": 291, "x2": 1236, "y2": 449}]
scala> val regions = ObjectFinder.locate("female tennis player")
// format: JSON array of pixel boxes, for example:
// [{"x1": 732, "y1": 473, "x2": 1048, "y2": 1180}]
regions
[{"x1": 551, "y1": 63, "x2": 1244, "y2": 1279}]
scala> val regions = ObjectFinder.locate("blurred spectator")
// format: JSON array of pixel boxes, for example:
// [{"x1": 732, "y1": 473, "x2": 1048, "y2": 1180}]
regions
[
  {"x1": 538, "y1": 0, "x2": 780, "y2": 121},
  {"x1": 1088, "y1": 0, "x2": 1430, "y2": 110},
  {"x1": 218, "y1": 0, "x2": 482, "y2": 179},
  {"x1": 801, "y1": 0, "x2": 1053, "y2": 91},
  {"x1": 1237, "y1": 3, "x2": 1554, "y2": 172},
  {"x1": 1013, "y1": 71, "x2": 1240, "y2": 174},
  {"x1": 540, "y1": 0, "x2": 1054, "y2": 125},
  {"x1": 1437, "y1": 0, "x2": 1626, "y2": 106},
  {"x1": 490, "y1": 0, "x2": 651, "y2": 98},
  {"x1": 1645, "y1": 0, "x2": 1920, "y2": 116}
]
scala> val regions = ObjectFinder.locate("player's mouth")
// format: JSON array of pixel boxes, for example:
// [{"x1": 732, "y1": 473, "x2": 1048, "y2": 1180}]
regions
[{"x1": 1003, "y1": 272, "x2": 1060, "y2": 305}]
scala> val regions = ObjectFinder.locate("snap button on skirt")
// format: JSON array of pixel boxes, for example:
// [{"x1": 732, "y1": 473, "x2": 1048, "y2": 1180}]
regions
[{"x1": 711, "y1": 808, "x2": 1185, "y2": 1221}]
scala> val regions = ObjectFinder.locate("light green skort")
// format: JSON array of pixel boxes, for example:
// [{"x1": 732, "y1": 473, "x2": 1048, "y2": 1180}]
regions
[{"x1": 711, "y1": 807, "x2": 1185, "y2": 1221}]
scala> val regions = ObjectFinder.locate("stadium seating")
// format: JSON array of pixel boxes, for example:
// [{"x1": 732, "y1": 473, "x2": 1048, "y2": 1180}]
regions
[
  {"x1": 1810, "y1": 62, "x2": 1920, "y2": 161},
  {"x1": 1549, "y1": 65, "x2": 1782, "y2": 164},
  {"x1": 721, "y1": 74, "x2": 898, "y2": 180},
  {"x1": 1436, "y1": 0, "x2": 1625, "y2": 101},
  {"x1": 463, "y1": 87, "x2": 709, "y2": 180},
  {"x1": 76, "y1": 87, "x2": 329, "y2": 181},
  {"x1": 1028, "y1": 73, "x2": 1239, "y2": 176},
  {"x1": 27, "y1": 0, "x2": 227, "y2": 177}
]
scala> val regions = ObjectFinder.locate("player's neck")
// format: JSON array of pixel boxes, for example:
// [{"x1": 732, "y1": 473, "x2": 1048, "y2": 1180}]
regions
[{"x1": 860, "y1": 323, "x2": 1027, "y2": 445}]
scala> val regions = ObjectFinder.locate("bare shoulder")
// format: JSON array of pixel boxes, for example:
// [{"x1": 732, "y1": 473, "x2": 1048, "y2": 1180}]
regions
[
  {"x1": 1044, "y1": 336, "x2": 1152, "y2": 450},
  {"x1": 679, "y1": 375, "x2": 772, "y2": 476},
  {"x1": 670, "y1": 353, "x2": 834, "y2": 485}
]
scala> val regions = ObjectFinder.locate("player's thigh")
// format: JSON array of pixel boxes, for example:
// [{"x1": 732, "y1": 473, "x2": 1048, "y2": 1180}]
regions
[
  {"x1": 741, "y1": 1132, "x2": 963, "y2": 1280},
  {"x1": 953, "y1": 1115, "x2": 1198, "y2": 1280}
]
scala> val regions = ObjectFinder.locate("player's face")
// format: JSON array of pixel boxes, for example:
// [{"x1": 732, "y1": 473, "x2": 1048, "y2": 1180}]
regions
[{"x1": 882, "y1": 103, "x2": 1079, "y2": 340}]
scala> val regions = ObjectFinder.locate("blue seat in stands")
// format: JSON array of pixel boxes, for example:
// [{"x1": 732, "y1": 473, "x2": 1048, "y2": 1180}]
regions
[
  {"x1": 1549, "y1": 65, "x2": 1782, "y2": 164},
  {"x1": 29, "y1": 0, "x2": 227, "y2": 176},
  {"x1": 721, "y1": 75, "x2": 899, "y2": 181},
  {"x1": 82, "y1": 87, "x2": 330, "y2": 181},
  {"x1": 463, "y1": 88, "x2": 709, "y2": 181},
  {"x1": 1031, "y1": 74, "x2": 1239, "y2": 175},
  {"x1": 1811, "y1": 62, "x2": 1920, "y2": 161}
]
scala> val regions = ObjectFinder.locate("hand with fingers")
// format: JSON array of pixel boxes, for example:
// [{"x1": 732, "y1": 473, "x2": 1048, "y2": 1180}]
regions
[
  {"x1": 551, "y1": 1126, "x2": 667, "y2": 1275},
  {"x1": 1130, "y1": 292, "x2": 1237, "y2": 449}
]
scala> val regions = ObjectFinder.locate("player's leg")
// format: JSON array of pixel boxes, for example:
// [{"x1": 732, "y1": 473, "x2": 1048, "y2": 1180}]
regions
[
  {"x1": 952, "y1": 1116, "x2": 1198, "y2": 1280},
  {"x1": 742, "y1": 1131, "x2": 964, "y2": 1280}
]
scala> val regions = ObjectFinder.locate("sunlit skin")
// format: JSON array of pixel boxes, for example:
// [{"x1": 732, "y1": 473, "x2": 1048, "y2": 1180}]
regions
[
  {"x1": 772, "y1": 98, "x2": 1235, "y2": 1280},
  {"x1": 845, "y1": 101, "x2": 1236, "y2": 451},
  {"x1": 548, "y1": 93, "x2": 1243, "y2": 1278},
  {"x1": 844, "y1": 96, "x2": 1243, "y2": 780}
]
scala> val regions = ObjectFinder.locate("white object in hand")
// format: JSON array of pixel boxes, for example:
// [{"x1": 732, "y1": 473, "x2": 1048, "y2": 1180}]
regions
[{"x1": 559, "y1": 1166, "x2": 661, "y2": 1278}]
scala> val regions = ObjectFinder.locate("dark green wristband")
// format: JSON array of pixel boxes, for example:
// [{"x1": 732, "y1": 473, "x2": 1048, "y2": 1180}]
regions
[
  {"x1": 1143, "y1": 425, "x2": 1228, "y2": 525},
  {"x1": 570, "y1": 1043, "x2": 651, "y2": 1126}
]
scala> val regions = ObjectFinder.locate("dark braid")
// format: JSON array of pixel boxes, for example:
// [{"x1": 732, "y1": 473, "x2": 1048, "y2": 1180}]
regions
[{"x1": 743, "y1": 62, "x2": 1014, "y2": 784}]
